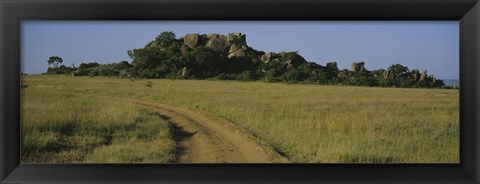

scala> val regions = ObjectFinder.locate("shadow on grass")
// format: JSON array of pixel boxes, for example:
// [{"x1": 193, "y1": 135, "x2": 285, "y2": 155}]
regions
[{"x1": 157, "y1": 114, "x2": 197, "y2": 162}]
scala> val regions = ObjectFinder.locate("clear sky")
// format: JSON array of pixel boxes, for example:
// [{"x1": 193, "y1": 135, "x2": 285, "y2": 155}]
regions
[{"x1": 21, "y1": 21, "x2": 459, "y2": 79}]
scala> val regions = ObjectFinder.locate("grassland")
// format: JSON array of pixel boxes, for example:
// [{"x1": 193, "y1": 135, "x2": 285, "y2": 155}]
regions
[
  {"x1": 21, "y1": 75, "x2": 459, "y2": 163},
  {"x1": 21, "y1": 76, "x2": 176, "y2": 163}
]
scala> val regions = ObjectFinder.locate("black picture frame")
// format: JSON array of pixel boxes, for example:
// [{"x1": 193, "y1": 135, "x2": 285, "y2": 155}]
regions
[{"x1": 1, "y1": 0, "x2": 479, "y2": 183}]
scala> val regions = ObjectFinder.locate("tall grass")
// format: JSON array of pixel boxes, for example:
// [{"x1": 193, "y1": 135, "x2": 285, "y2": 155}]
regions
[
  {"x1": 21, "y1": 77, "x2": 176, "y2": 163},
  {"x1": 21, "y1": 75, "x2": 459, "y2": 163}
]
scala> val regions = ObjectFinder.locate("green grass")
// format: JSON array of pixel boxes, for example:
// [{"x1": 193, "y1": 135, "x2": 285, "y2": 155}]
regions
[
  {"x1": 21, "y1": 77, "x2": 176, "y2": 163},
  {"x1": 21, "y1": 75, "x2": 459, "y2": 163}
]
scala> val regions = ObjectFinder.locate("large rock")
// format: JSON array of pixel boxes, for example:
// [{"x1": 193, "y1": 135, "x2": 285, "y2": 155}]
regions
[
  {"x1": 388, "y1": 71, "x2": 395, "y2": 79},
  {"x1": 180, "y1": 44, "x2": 190, "y2": 54},
  {"x1": 429, "y1": 75, "x2": 436, "y2": 83},
  {"x1": 285, "y1": 60, "x2": 294, "y2": 70},
  {"x1": 419, "y1": 70, "x2": 427, "y2": 81},
  {"x1": 183, "y1": 33, "x2": 201, "y2": 49},
  {"x1": 383, "y1": 70, "x2": 395, "y2": 79},
  {"x1": 351, "y1": 62, "x2": 365, "y2": 72},
  {"x1": 227, "y1": 33, "x2": 247, "y2": 46},
  {"x1": 228, "y1": 43, "x2": 241, "y2": 53},
  {"x1": 206, "y1": 34, "x2": 228, "y2": 52},
  {"x1": 206, "y1": 33, "x2": 219, "y2": 39},
  {"x1": 181, "y1": 67, "x2": 188, "y2": 77},
  {"x1": 260, "y1": 52, "x2": 275, "y2": 63},
  {"x1": 227, "y1": 44, "x2": 248, "y2": 58},
  {"x1": 278, "y1": 52, "x2": 307, "y2": 68}
]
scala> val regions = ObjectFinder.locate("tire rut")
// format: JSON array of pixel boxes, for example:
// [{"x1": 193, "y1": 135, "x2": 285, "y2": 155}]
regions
[{"x1": 125, "y1": 99, "x2": 276, "y2": 163}]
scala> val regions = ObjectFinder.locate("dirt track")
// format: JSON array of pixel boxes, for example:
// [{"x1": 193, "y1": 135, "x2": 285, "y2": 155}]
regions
[{"x1": 126, "y1": 99, "x2": 277, "y2": 163}]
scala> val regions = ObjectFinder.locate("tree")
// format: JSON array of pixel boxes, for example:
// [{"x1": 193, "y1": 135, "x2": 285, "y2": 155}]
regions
[
  {"x1": 156, "y1": 31, "x2": 176, "y2": 47},
  {"x1": 282, "y1": 68, "x2": 308, "y2": 82},
  {"x1": 78, "y1": 62, "x2": 100, "y2": 69},
  {"x1": 115, "y1": 61, "x2": 131, "y2": 70},
  {"x1": 187, "y1": 46, "x2": 225, "y2": 78},
  {"x1": 378, "y1": 79, "x2": 394, "y2": 87},
  {"x1": 400, "y1": 78, "x2": 417, "y2": 88},
  {"x1": 325, "y1": 62, "x2": 339, "y2": 79},
  {"x1": 127, "y1": 50, "x2": 135, "y2": 59},
  {"x1": 387, "y1": 64, "x2": 409, "y2": 78},
  {"x1": 236, "y1": 70, "x2": 255, "y2": 81},
  {"x1": 47, "y1": 56, "x2": 63, "y2": 68},
  {"x1": 128, "y1": 48, "x2": 146, "y2": 61}
]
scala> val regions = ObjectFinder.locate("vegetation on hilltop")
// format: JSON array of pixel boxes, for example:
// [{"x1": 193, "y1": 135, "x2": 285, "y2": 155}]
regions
[{"x1": 44, "y1": 31, "x2": 451, "y2": 88}]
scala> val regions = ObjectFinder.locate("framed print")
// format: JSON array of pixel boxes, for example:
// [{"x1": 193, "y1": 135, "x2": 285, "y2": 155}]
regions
[{"x1": 1, "y1": 0, "x2": 479, "y2": 183}]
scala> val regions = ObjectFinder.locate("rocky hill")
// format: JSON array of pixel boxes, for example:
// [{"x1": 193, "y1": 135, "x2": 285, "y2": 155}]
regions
[{"x1": 46, "y1": 31, "x2": 449, "y2": 88}]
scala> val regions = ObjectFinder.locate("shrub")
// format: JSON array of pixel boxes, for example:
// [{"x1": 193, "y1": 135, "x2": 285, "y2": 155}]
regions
[
  {"x1": 79, "y1": 62, "x2": 100, "y2": 69},
  {"x1": 214, "y1": 73, "x2": 235, "y2": 80},
  {"x1": 236, "y1": 71, "x2": 255, "y2": 81},
  {"x1": 88, "y1": 70, "x2": 99, "y2": 77},
  {"x1": 115, "y1": 61, "x2": 131, "y2": 70},
  {"x1": 378, "y1": 79, "x2": 393, "y2": 87},
  {"x1": 400, "y1": 78, "x2": 417, "y2": 88},
  {"x1": 99, "y1": 69, "x2": 119, "y2": 77}
]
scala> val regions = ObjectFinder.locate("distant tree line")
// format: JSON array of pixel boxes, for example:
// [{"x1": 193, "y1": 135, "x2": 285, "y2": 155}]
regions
[{"x1": 43, "y1": 31, "x2": 453, "y2": 89}]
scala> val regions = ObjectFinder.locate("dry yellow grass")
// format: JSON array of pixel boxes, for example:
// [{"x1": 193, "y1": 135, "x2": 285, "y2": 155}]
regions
[{"x1": 21, "y1": 75, "x2": 459, "y2": 163}]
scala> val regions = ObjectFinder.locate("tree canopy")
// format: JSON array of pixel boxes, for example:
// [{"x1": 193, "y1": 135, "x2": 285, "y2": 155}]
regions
[{"x1": 47, "y1": 56, "x2": 63, "y2": 67}]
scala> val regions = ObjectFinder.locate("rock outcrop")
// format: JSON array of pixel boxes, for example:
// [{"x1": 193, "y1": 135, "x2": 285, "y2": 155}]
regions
[
  {"x1": 206, "y1": 34, "x2": 228, "y2": 52},
  {"x1": 227, "y1": 33, "x2": 247, "y2": 46},
  {"x1": 351, "y1": 62, "x2": 366, "y2": 72},
  {"x1": 420, "y1": 70, "x2": 427, "y2": 81},
  {"x1": 181, "y1": 67, "x2": 188, "y2": 77},
  {"x1": 258, "y1": 52, "x2": 308, "y2": 70},
  {"x1": 383, "y1": 70, "x2": 396, "y2": 79},
  {"x1": 180, "y1": 44, "x2": 190, "y2": 54},
  {"x1": 429, "y1": 75, "x2": 436, "y2": 83},
  {"x1": 183, "y1": 34, "x2": 201, "y2": 49},
  {"x1": 181, "y1": 33, "x2": 250, "y2": 59},
  {"x1": 260, "y1": 52, "x2": 274, "y2": 63},
  {"x1": 227, "y1": 44, "x2": 248, "y2": 58},
  {"x1": 379, "y1": 67, "x2": 439, "y2": 86}
]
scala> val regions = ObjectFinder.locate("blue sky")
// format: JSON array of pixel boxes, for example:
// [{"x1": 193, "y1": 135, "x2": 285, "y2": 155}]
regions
[{"x1": 21, "y1": 21, "x2": 459, "y2": 79}]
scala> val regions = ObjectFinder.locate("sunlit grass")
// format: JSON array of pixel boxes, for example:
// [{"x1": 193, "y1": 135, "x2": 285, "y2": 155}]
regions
[
  {"x1": 21, "y1": 75, "x2": 459, "y2": 163},
  {"x1": 21, "y1": 78, "x2": 176, "y2": 163}
]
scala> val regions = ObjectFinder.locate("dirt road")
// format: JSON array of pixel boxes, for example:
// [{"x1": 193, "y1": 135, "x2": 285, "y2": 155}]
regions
[{"x1": 126, "y1": 99, "x2": 279, "y2": 163}]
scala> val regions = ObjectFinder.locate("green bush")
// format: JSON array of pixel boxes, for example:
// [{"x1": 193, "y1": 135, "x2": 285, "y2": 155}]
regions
[
  {"x1": 79, "y1": 62, "x2": 100, "y2": 69},
  {"x1": 236, "y1": 71, "x2": 255, "y2": 81},
  {"x1": 45, "y1": 65, "x2": 75, "y2": 75}
]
